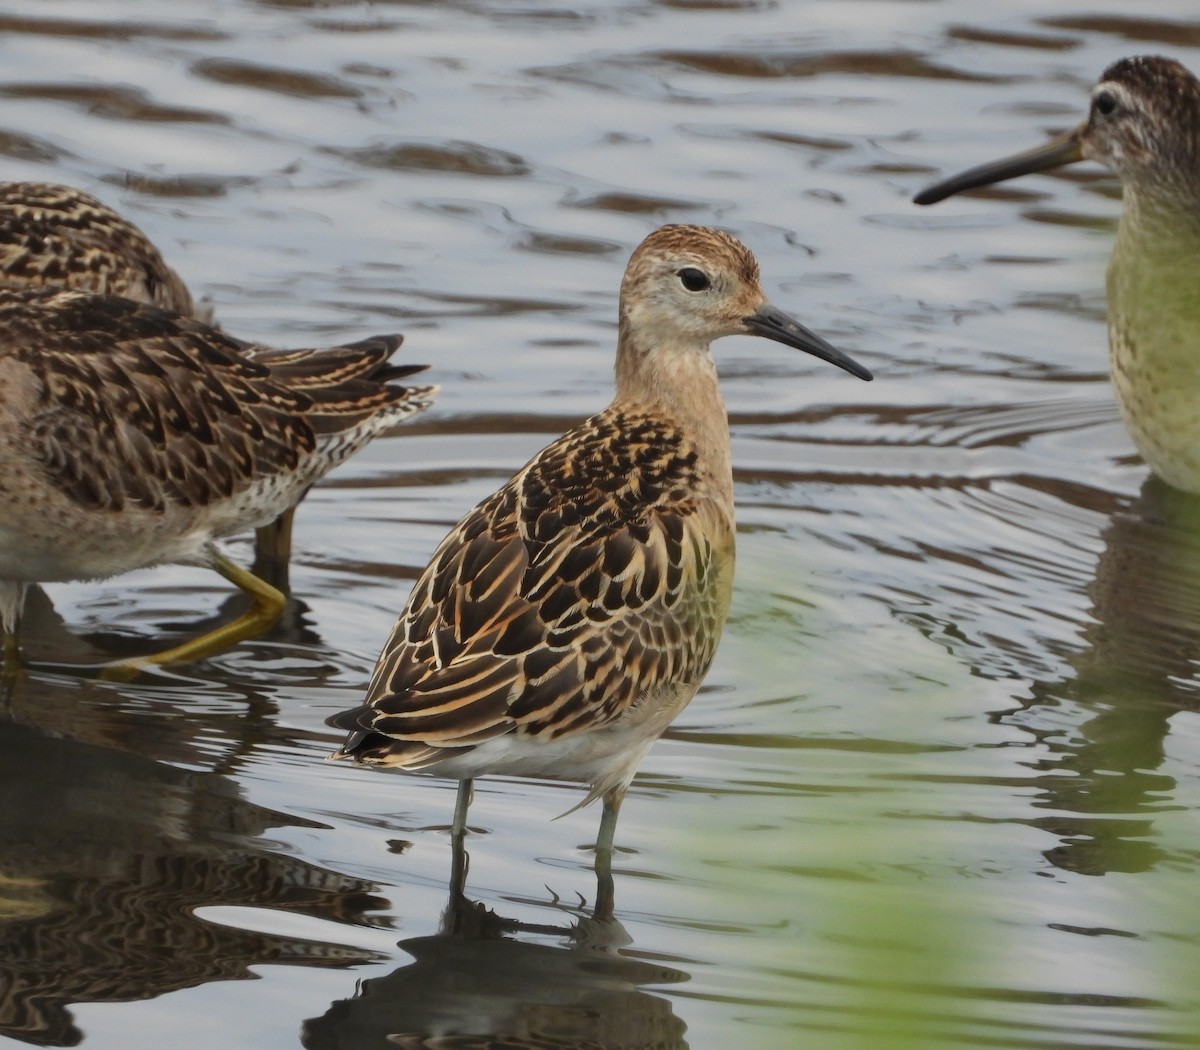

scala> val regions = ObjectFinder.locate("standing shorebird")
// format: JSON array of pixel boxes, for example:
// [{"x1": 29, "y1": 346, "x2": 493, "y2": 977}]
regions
[
  {"x1": 0, "y1": 287, "x2": 436, "y2": 674},
  {"x1": 914, "y1": 55, "x2": 1200, "y2": 493},
  {"x1": 329, "y1": 224, "x2": 872, "y2": 911},
  {"x1": 0, "y1": 181, "x2": 298, "y2": 587}
]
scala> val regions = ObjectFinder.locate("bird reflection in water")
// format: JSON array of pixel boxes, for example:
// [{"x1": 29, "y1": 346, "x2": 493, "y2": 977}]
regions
[
  {"x1": 0, "y1": 685, "x2": 388, "y2": 1046},
  {"x1": 303, "y1": 865, "x2": 690, "y2": 1050},
  {"x1": 1007, "y1": 476, "x2": 1200, "y2": 876}
]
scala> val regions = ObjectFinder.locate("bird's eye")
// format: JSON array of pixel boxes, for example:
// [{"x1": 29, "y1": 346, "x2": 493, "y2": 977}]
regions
[
  {"x1": 1094, "y1": 90, "x2": 1118, "y2": 116},
  {"x1": 677, "y1": 267, "x2": 711, "y2": 292}
]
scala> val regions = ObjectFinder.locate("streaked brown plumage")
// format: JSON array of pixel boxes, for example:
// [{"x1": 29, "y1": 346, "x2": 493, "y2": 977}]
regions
[
  {"x1": 0, "y1": 181, "x2": 198, "y2": 316},
  {"x1": 0, "y1": 180, "x2": 310, "y2": 587},
  {"x1": 330, "y1": 224, "x2": 871, "y2": 908},
  {"x1": 346, "y1": 410, "x2": 731, "y2": 771},
  {"x1": 0, "y1": 286, "x2": 436, "y2": 671}
]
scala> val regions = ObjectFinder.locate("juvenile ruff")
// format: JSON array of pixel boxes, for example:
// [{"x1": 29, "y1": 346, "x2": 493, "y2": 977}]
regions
[
  {"x1": 914, "y1": 55, "x2": 1200, "y2": 493},
  {"x1": 0, "y1": 181, "x2": 295, "y2": 587},
  {"x1": 0, "y1": 287, "x2": 436, "y2": 671},
  {"x1": 330, "y1": 225, "x2": 871, "y2": 899}
]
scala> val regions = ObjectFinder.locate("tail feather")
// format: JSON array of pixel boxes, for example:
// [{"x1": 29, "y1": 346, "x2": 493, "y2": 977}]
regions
[
  {"x1": 326, "y1": 705, "x2": 470, "y2": 770},
  {"x1": 253, "y1": 334, "x2": 405, "y2": 386},
  {"x1": 256, "y1": 334, "x2": 436, "y2": 438}
]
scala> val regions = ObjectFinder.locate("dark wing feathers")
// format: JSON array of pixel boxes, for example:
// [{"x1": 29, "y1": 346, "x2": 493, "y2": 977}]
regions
[
  {"x1": 253, "y1": 336, "x2": 427, "y2": 436},
  {"x1": 2, "y1": 288, "x2": 428, "y2": 513},
  {"x1": 341, "y1": 407, "x2": 734, "y2": 757},
  {"x1": 257, "y1": 336, "x2": 426, "y2": 386}
]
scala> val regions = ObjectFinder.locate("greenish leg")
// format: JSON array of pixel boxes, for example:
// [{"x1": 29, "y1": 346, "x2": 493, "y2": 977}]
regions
[
  {"x1": 1, "y1": 632, "x2": 20, "y2": 702},
  {"x1": 593, "y1": 788, "x2": 623, "y2": 922},
  {"x1": 449, "y1": 779, "x2": 475, "y2": 900},
  {"x1": 0, "y1": 582, "x2": 27, "y2": 688},
  {"x1": 452, "y1": 778, "x2": 475, "y2": 838},
  {"x1": 252, "y1": 508, "x2": 295, "y2": 594},
  {"x1": 102, "y1": 552, "x2": 285, "y2": 679}
]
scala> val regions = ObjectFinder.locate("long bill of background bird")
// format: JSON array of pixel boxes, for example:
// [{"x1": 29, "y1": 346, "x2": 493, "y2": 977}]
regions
[{"x1": 913, "y1": 127, "x2": 1085, "y2": 206}]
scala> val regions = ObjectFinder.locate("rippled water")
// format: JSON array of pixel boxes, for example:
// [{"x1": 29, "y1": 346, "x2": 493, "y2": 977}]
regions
[{"x1": 2, "y1": 1, "x2": 1200, "y2": 1047}]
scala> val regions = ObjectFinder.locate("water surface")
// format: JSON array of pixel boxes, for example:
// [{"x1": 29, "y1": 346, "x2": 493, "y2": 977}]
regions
[{"x1": 1, "y1": 1, "x2": 1199, "y2": 1047}]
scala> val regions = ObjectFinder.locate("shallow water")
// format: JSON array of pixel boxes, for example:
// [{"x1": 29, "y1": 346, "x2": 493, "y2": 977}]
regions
[{"x1": 1, "y1": 1, "x2": 1199, "y2": 1047}]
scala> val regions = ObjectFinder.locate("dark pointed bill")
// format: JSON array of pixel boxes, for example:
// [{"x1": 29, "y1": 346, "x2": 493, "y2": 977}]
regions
[
  {"x1": 913, "y1": 126, "x2": 1085, "y2": 206},
  {"x1": 744, "y1": 303, "x2": 872, "y2": 381}
]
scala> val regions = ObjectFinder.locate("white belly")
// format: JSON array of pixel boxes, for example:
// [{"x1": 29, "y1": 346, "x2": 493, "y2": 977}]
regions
[{"x1": 390, "y1": 680, "x2": 702, "y2": 808}]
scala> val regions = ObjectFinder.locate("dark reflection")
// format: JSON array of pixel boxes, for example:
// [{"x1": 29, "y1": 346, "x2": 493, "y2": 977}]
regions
[
  {"x1": 566, "y1": 190, "x2": 707, "y2": 215},
  {"x1": 0, "y1": 129, "x2": 68, "y2": 163},
  {"x1": 333, "y1": 140, "x2": 530, "y2": 177},
  {"x1": 0, "y1": 13, "x2": 224, "y2": 42},
  {"x1": 0, "y1": 82, "x2": 226, "y2": 124},
  {"x1": 303, "y1": 882, "x2": 690, "y2": 1050},
  {"x1": 11, "y1": 581, "x2": 323, "y2": 674},
  {"x1": 102, "y1": 171, "x2": 259, "y2": 199},
  {"x1": 652, "y1": 48, "x2": 1011, "y2": 82},
  {"x1": 190, "y1": 58, "x2": 363, "y2": 99},
  {"x1": 945, "y1": 24, "x2": 1077, "y2": 51},
  {"x1": 0, "y1": 684, "x2": 386, "y2": 1046},
  {"x1": 1039, "y1": 15, "x2": 1200, "y2": 48},
  {"x1": 1011, "y1": 475, "x2": 1200, "y2": 876}
]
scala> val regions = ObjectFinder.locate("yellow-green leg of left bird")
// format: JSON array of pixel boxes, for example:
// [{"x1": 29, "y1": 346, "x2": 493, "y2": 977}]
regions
[
  {"x1": 101, "y1": 550, "x2": 286, "y2": 681},
  {"x1": 253, "y1": 507, "x2": 296, "y2": 594}
]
